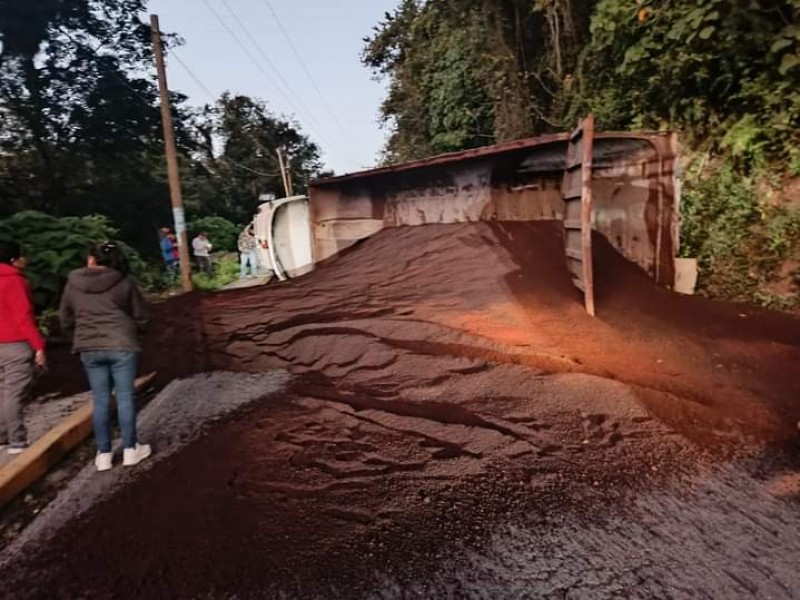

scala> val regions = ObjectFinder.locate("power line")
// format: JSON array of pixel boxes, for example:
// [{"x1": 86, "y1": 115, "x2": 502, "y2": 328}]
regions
[
  {"x1": 170, "y1": 48, "x2": 282, "y2": 172},
  {"x1": 218, "y1": 0, "x2": 342, "y2": 151},
  {"x1": 198, "y1": 156, "x2": 275, "y2": 178},
  {"x1": 201, "y1": 0, "x2": 283, "y2": 96},
  {"x1": 64, "y1": 28, "x2": 274, "y2": 183},
  {"x1": 202, "y1": 0, "x2": 337, "y2": 153},
  {"x1": 219, "y1": 0, "x2": 307, "y2": 110},
  {"x1": 224, "y1": 161, "x2": 276, "y2": 178},
  {"x1": 210, "y1": 0, "x2": 361, "y2": 169},
  {"x1": 169, "y1": 50, "x2": 218, "y2": 103},
  {"x1": 259, "y1": 0, "x2": 348, "y2": 137}
]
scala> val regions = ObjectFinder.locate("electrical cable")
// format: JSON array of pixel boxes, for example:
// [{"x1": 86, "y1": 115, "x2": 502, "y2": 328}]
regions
[
  {"x1": 202, "y1": 0, "x2": 339, "y2": 155},
  {"x1": 67, "y1": 27, "x2": 276, "y2": 181},
  {"x1": 259, "y1": 0, "x2": 348, "y2": 136}
]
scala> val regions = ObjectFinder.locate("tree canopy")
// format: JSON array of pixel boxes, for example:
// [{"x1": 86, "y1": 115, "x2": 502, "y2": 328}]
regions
[
  {"x1": 0, "y1": 0, "x2": 181, "y2": 253},
  {"x1": 185, "y1": 93, "x2": 323, "y2": 226},
  {"x1": 0, "y1": 1, "x2": 324, "y2": 257},
  {"x1": 363, "y1": 0, "x2": 799, "y2": 167}
]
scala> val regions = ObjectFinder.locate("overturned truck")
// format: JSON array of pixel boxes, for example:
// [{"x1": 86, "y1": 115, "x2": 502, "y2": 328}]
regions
[{"x1": 262, "y1": 118, "x2": 680, "y2": 312}]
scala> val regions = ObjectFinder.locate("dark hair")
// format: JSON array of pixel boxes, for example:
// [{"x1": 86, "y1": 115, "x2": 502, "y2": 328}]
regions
[
  {"x1": 89, "y1": 241, "x2": 129, "y2": 275},
  {"x1": 0, "y1": 241, "x2": 22, "y2": 265}
]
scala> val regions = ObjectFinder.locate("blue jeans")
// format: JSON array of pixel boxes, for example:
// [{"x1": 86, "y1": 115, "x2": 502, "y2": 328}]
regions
[
  {"x1": 240, "y1": 250, "x2": 259, "y2": 278},
  {"x1": 80, "y1": 351, "x2": 139, "y2": 453},
  {"x1": 165, "y1": 261, "x2": 179, "y2": 286}
]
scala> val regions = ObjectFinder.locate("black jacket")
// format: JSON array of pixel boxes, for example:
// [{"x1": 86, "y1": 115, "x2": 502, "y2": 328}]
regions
[{"x1": 59, "y1": 268, "x2": 149, "y2": 353}]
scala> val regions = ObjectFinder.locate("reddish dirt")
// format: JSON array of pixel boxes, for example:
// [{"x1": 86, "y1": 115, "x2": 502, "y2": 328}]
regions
[
  {"x1": 4, "y1": 221, "x2": 800, "y2": 598},
  {"x1": 199, "y1": 220, "x2": 799, "y2": 441}
]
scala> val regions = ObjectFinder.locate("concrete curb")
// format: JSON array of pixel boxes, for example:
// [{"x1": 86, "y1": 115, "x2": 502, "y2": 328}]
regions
[{"x1": 0, "y1": 372, "x2": 157, "y2": 510}]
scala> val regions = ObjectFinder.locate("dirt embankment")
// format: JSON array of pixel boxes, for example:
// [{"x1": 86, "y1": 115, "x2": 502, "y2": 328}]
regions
[{"x1": 4, "y1": 221, "x2": 799, "y2": 598}]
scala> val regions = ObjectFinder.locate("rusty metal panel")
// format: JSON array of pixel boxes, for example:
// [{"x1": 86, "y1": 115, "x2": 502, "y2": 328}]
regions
[
  {"x1": 310, "y1": 126, "x2": 678, "y2": 290},
  {"x1": 562, "y1": 115, "x2": 595, "y2": 316}
]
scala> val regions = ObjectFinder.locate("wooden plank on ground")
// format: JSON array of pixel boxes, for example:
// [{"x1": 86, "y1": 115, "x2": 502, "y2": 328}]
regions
[{"x1": 0, "y1": 372, "x2": 157, "y2": 510}]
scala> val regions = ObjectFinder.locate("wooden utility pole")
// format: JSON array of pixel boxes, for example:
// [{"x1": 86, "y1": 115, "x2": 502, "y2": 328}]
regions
[
  {"x1": 276, "y1": 147, "x2": 292, "y2": 197},
  {"x1": 286, "y1": 159, "x2": 294, "y2": 196},
  {"x1": 150, "y1": 14, "x2": 192, "y2": 292}
]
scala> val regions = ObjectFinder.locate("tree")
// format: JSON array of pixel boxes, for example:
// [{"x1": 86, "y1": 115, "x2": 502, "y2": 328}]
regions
[
  {"x1": 0, "y1": 0, "x2": 184, "y2": 255},
  {"x1": 362, "y1": 0, "x2": 592, "y2": 163},
  {"x1": 0, "y1": 210, "x2": 149, "y2": 309},
  {"x1": 185, "y1": 93, "x2": 323, "y2": 225},
  {"x1": 571, "y1": 0, "x2": 799, "y2": 165}
]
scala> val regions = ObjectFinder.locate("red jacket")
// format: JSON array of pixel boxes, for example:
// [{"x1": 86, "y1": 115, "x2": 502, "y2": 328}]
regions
[{"x1": 0, "y1": 263, "x2": 45, "y2": 351}]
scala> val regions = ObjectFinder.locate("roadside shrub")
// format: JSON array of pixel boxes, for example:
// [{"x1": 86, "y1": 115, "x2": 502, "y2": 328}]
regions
[
  {"x1": 0, "y1": 210, "x2": 148, "y2": 309},
  {"x1": 188, "y1": 216, "x2": 239, "y2": 252},
  {"x1": 191, "y1": 255, "x2": 239, "y2": 291},
  {"x1": 681, "y1": 162, "x2": 800, "y2": 308}
]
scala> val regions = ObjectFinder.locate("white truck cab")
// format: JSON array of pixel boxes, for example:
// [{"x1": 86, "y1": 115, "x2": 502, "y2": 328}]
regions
[{"x1": 252, "y1": 195, "x2": 314, "y2": 281}]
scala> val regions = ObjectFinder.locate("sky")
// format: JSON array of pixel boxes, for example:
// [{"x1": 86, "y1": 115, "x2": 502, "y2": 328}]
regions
[{"x1": 146, "y1": 0, "x2": 399, "y2": 175}]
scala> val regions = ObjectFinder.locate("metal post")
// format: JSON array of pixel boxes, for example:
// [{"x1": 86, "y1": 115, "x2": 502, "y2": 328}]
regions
[
  {"x1": 276, "y1": 147, "x2": 291, "y2": 198},
  {"x1": 150, "y1": 14, "x2": 192, "y2": 292}
]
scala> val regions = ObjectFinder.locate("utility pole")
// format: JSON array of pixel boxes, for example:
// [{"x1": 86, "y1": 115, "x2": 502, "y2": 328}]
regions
[
  {"x1": 276, "y1": 147, "x2": 292, "y2": 197},
  {"x1": 150, "y1": 14, "x2": 192, "y2": 292},
  {"x1": 286, "y1": 158, "x2": 294, "y2": 196}
]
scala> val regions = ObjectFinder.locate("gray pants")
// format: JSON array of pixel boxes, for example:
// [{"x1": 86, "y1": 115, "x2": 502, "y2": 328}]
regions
[
  {"x1": 0, "y1": 342, "x2": 34, "y2": 445},
  {"x1": 195, "y1": 255, "x2": 213, "y2": 277}
]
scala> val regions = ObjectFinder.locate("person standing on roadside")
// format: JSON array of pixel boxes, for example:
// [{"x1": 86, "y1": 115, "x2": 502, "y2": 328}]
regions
[
  {"x1": 59, "y1": 241, "x2": 151, "y2": 472},
  {"x1": 191, "y1": 231, "x2": 213, "y2": 277},
  {"x1": 238, "y1": 225, "x2": 259, "y2": 279},
  {"x1": 159, "y1": 226, "x2": 179, "y2": 286},
  {"x1": 0, "y1": 242, "x2": 46, "y2": 455}
]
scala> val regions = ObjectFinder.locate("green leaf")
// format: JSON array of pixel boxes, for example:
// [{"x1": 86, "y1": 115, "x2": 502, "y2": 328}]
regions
[
  {"x1": 779, "y1": 54, "x2": 800, "y2": 75},
  {"x1": 771, "y1": 38, "x2": 793, "y2": 54},
  {"x1": 699, "y1": 26, "x2": 715, "y2": 40},
  {"x1": 782, "y1": 25, "x2": 800, "y2": 40}
]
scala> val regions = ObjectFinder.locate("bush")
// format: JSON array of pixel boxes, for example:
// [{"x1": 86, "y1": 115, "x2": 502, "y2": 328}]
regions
[
  {"x1": 577, "y1": 0, "x2": 799, "y2": 166},
  {"x1": 191, "y1": 256, "x2": 239, "y2": 291},
  {"x1": 188, "y1": 216, "x2": 239, "y2": 252},
  {"x1": 0, "y1": 210, "x2": 148, "y2": 309},
  {"x1": 680, "y1": 162, "x2": 800, "y2": 308}
]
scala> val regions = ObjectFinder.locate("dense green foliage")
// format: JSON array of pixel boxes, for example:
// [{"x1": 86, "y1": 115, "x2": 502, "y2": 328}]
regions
[
  {"x1": 0, "y1": 0, "x2": 177, "y2": 254},
  {"x1": 188, "y1": 216, "x2": 239, "y2": 253},
  {"x1": 185, "y1": 94, "x2": 323, "y2": 225},
  {"x1": 0, "y1": 211, "x2": 148, "y2": 308},
  {"x1": 364, "y1": 0, "x2": 798, "y2": 164},
  {"x1": 0, "y1": 2, "x2": 324, "y2": 261},
  {"x1": 575, "y1": 0, "x2": 800, "y2": 167},
  {"x1": 363, "y1": 0, "x2": 538, "y2": 160},
  {"x1": 681, "y1": 165, "x2": 800, "y2": 308},
  {"x1": 191, "y1": 256, "x2": 239, "y2": 292},
  {"x1": 365, "y1": 0, "x2": 800, "y2": 308}
]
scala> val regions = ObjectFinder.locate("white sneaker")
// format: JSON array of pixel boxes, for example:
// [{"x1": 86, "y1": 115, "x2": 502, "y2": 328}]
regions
[
  {"x1": 123, "y1": 443, "x2": 152, "y2": 467},
  {"x1": 95, "y1": 452, "x2": 113, "y2": 472},
  {"x1": 8, "y1": 444, "x2": 28, "y2": 455}
]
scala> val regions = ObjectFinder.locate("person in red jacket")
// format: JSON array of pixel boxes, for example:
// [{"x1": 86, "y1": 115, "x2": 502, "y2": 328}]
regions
[{"x1": 0, "y1": 242, "x2": 46, "y2": 454}]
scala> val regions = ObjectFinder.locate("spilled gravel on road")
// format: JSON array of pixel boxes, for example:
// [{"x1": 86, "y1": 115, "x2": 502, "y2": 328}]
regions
[
  {"x1": 369, "y1": 456, "x2": 800, "y2": 600},
  {"x1": 0, "y1": 371, "x2": 289, "y2": 568},
  {"x1": 2, "y1": 221, "x2": 799, "y2": 598}
]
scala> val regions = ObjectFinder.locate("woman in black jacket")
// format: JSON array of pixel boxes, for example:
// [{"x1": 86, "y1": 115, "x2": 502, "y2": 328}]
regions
[{"x1": 60, "y1": 241, "x2": 151, "y2": 472}]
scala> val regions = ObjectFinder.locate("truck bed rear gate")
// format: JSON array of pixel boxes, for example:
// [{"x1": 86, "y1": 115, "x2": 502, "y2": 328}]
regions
[{"x1": 562, "y1": 115, "x2": 595, "y2": 316}]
